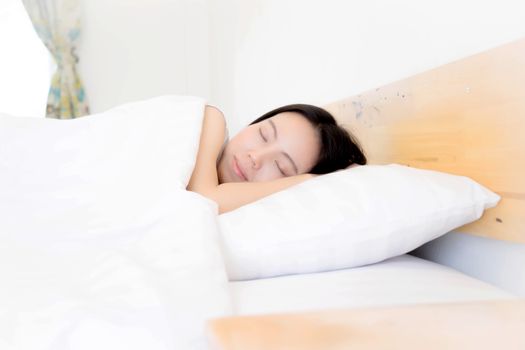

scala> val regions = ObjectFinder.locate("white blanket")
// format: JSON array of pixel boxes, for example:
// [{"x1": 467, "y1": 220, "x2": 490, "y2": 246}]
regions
[{"x1": 0, "y1": 96, "x2": 232, "y2": 350}]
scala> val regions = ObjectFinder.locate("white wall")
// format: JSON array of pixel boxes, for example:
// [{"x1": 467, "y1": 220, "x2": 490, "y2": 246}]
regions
[
  {"x1": 76, "y1": 0, "x2": 524, "y2": 132},
  {"x1": 78, "y1": 0, "x2": 210, "y2": 114},
  {"x1": 209, "y1": 0, "x2": 525, "y2": 134}
]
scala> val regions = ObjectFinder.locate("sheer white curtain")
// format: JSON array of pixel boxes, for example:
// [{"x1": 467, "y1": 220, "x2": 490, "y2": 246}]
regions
[{"x1": 0, "y1": 0, "x2": 51, "y2": 117}]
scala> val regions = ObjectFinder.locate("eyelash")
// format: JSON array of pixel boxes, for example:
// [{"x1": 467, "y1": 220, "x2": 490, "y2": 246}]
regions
[
  {"x1": 259, "y1": 128, "x2": 267, "y2": 142},
  {"x1": 275, "y1": 160, "x2": 286, "y2": 176},
  {"x1": 260, "y1": 127, "x2": 286, "y2": 176}
]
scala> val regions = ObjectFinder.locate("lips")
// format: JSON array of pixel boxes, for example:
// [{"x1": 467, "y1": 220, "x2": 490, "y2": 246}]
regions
[{"x1": 233, "y1": 156, "x2": 247, "y2": 181}]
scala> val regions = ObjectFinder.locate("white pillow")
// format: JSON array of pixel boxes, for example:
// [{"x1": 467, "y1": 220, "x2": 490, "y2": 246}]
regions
[{"x1": 218, "y1": 164, "x2": 500, "y2": 281}]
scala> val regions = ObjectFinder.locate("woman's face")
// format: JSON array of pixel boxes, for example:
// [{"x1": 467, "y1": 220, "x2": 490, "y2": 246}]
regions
[{"x1": 218, "y1": 112, "x2": 321, "y2": 183}]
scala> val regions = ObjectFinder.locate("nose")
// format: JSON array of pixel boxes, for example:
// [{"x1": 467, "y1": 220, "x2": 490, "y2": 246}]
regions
[
  {"x1": 248, "y1": 152, "x2": 262, "y2": 170},
  {"x1": 248, "y1": 146, "x2": 274, "y2": 170},
  {"x1": 248, "y1": 146, "x2": 278, "y2": 170}
]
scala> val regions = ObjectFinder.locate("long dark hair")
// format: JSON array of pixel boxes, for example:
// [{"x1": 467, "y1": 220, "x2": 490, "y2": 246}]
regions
[{"x1": 250, "y1": 104, "x2": 367, "y2": 174}]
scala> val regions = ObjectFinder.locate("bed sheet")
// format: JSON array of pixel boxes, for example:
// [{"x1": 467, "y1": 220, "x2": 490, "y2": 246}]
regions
[{"x1": 229, "y1": 254, "x2": 515, "y2": 316}]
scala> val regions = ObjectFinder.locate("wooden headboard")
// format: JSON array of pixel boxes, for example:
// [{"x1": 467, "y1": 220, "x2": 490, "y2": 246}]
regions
[{"x1": 324, "y1": 38, "x2": 525, "y2": 244}]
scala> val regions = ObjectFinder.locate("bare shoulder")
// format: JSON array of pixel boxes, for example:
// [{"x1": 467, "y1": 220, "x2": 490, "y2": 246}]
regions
[
  {"x1": 201, "y1": 104, "x2": 226, "y2": 148},
  {"x1": 186, "y1": 105, "x2": 227, "y2": 194},
  {"x1": 204, "y1": 105, "x2": 226, "y2": 126}
]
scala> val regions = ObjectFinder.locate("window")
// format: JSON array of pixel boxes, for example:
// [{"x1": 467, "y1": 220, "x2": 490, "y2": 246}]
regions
[{"x1": 0, "y1": 0, "x2": 53, "y2": 117}]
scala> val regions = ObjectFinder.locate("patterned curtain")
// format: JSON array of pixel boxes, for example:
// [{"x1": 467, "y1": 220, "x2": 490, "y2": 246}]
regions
[{"x1": 22, "y1": 0, "x2": 89, "y2": 119}]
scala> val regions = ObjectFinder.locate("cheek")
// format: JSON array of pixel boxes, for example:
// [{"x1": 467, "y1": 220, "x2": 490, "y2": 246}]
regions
[
  {"x1": 253, "y1": 163, "x2": 282, "y2": 182},
  {"x1": 227, "y1": 133, "x2": 251, "y2": 155}
]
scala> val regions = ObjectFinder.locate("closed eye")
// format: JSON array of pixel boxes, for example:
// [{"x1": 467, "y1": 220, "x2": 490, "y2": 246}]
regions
[
  {"x1": 275, "y1": 160, "x2": 286, "y2": 176},
  {"x1": 259, "y1": 128, "x2": 267, "y2": 142}
]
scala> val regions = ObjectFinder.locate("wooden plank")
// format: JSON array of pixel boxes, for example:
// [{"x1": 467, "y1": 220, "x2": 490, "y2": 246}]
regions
[
  {"x1": 207, "y1": 299, "x2": 525, "y2": 350},
  {"x1": 324, "y1": 38, "x2": 525, "y2": 243}
]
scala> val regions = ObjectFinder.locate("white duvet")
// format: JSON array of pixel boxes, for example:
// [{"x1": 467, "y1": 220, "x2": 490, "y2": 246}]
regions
[{"x1": 0, "y1": 96, "x2": 232, "y2": 350}]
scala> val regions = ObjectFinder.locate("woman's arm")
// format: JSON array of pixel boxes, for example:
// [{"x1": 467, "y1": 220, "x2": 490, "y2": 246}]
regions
[{"x1": 187, "y1": 105, "x2": 315, "y2": 214}]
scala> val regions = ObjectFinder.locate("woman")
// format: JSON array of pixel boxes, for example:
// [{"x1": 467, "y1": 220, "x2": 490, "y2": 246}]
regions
[{"x1": 187, "y1": 103, "x2": 367, "y2": 213}]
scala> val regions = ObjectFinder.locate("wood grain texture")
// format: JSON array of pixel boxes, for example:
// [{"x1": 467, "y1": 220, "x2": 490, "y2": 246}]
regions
[
  {"x1": 323, "y1": 38, "x2": 525, "y2": 243},
  {"x1": 207, "y1": 299, "x2": 525, "y2": 350}
]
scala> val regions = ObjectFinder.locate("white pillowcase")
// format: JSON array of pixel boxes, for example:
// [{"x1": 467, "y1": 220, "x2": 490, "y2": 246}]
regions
[{"x1": 218, "y1": 164, "x2": 500, "y2": 281}]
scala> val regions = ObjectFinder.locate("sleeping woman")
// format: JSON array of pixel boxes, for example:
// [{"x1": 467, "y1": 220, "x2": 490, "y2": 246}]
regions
[{"x1": 187, "y1": 104, "x2": 367, "y2": 213}]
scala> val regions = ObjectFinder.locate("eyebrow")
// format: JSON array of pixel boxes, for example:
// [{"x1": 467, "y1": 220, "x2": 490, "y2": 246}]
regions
[{"x1": 268, "y1": 119, "x2": 299, "y2": 175}]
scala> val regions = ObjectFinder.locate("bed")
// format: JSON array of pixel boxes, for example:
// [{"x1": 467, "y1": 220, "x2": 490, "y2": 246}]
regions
[
  {"x1": 207, "y1": 37, "x2": 525, "y2": 348},
  {"x1": 1, "y1": 38, "x2": 524, "y2": 350},
  {"x1": 230, "y1": 254, "x2": 513, "y2": 315}
]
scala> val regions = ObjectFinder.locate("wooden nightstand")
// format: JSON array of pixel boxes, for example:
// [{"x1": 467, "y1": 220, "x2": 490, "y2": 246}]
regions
[{"x1": 207, "y1": 298, "x2": 525, "y2": 350}]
